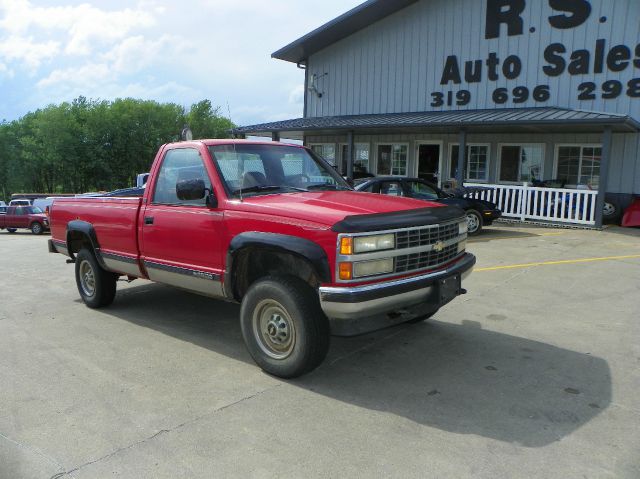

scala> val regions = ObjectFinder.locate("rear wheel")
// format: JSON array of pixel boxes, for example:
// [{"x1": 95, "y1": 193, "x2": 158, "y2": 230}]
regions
[
  {"x1": 240, "y1": 275, "x2": 330, "y2": 378},
  {"x1": 7, "y1": 228, "x2": 17, "y2": 233},
  {"x1": 75, "y1": 248, "x2": 118, "y2": 308},
  {"x1": 603, "y1": 201, "x2": 620, "y2": 224},
  {"x1": 465, "y1": 209, "x2": 483, "y2": 236},
  {"x1": 31, "y1": 222, "x2": 43, "y2": 235}
]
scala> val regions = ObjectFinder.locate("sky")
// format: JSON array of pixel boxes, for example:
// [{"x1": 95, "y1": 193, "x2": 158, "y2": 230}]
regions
[{"x1": 0, "y1": 0, "x2": 364, "y2": 126}]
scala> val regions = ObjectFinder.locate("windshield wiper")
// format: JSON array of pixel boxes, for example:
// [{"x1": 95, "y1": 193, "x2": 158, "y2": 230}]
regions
[
  {"x1": 306, "y1": 183, "x2": 351, "y2": 191},
  {"x1": 231, "y1": 185, "x2": 308, "y2": 196}
]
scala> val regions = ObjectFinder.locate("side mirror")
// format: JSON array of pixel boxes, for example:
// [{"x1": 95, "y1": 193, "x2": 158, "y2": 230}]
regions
[
  {"x1": 176, "y1": 178, "x2": 206, "y2": 201},
  {"x1": 346, "y1": 177, "x2": 355, "y2": 187},
  {"x1": 206, "y1": 191, "x2": 218, "y2": 208}
]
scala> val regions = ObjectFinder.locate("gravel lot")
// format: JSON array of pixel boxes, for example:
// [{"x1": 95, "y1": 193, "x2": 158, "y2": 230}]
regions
[{"x1": 1, "y1": 224, "x2": 639, "y2": 478}]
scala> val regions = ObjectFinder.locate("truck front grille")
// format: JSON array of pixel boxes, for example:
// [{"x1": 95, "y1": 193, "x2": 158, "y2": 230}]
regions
[
  {"x1": 394, "y1": 243, "x2": 460, "y2": 273},
  {"x1": 395, "y1": 222, "x2": 459, "y2": 249}
]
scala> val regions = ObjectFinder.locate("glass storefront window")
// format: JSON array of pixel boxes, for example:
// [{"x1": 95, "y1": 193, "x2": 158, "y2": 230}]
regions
[
  {"x1": 449, "y1": 144, "x2": 489, "y2": 181},
  {"x1": 340, "y1": 143, "x2": 370, "y2": 175},
  {"x1": 499, "y1": 144, "x2": 544, "y2": 183},
  {"x1": 556, "y1": 145, "x2": 602, "y2": 187},
  {"x1": 310, "y1": 144, "x2": 336, "y2": 165},
  {"x1": 377, "y1": 144, "x2": 408, "y2": 176}
]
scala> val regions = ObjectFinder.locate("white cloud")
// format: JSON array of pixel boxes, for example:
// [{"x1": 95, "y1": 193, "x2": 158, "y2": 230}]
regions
[
  {"x1": 1, "y1": 0, "x2": 364, "y2": 126},
  {"x1": 0, "y1": 0, "x2": 158, "y2": 64},
  {"x1": 0, "y1": 35, "x2": 60, "y2": 68},
  {"x1": 288, "y1": 84, "x2": 305, "y2": 105},
  {"x1": 37, "y1": 62, "x2": 110, "y2": 88},
  {"x1": 104, "y1": 35, "x2": 190, "y2": 74}
]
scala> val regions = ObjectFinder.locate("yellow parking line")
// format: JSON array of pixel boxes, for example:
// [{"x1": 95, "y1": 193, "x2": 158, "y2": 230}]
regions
[{"x1": 476, "y1": 254, "x2": 640, "y2": 272}]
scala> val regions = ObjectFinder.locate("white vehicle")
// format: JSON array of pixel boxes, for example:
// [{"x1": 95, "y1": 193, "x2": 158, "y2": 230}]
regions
[{"x1": 9, "y1": 199, "x2": 32, "y2": 206}]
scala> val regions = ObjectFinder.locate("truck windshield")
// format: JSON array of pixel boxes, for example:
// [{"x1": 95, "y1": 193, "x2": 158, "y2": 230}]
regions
[{"x1": 208, "y1": 144, "x2": 351, "y2": 198}]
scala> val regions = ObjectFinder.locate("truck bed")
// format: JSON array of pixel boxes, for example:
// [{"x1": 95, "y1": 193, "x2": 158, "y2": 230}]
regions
[{"x1": 51, "y1": 196, "x2": 143, "y2": 274}]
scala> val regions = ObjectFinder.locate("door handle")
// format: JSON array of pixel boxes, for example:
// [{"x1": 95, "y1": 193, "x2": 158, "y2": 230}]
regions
[{"x1": 144, "y1": 216, "x2": 154, "y2": 225}]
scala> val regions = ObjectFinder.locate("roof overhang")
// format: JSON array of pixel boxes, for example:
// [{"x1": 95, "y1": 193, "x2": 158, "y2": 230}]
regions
[
  {"x1": 233, "y1": 108, "x2": 640, "y2": 141},
  {"x1": 272, "y1": 0, "x2": 419, "y2": 64}
]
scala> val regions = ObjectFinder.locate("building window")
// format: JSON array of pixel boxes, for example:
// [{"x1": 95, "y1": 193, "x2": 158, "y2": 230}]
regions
[
  {"x1": 340, "y1": 143, "x2": 371, "y2": 175},
  {"x1": 449, "y1": 144, "x2": 489, "y2": 182},
  {"x1": 556, "y1": 145, "x2": 602, "y2": 187},
  {"x1": 499, "y1": 144, "x2": 544, "y2": 183},
  {"x1": 377, "y1": 144, "x2": 408, "y2": 176},
  {"x1": 309, "y1": 144, "x2": 336, "y2": 165}
]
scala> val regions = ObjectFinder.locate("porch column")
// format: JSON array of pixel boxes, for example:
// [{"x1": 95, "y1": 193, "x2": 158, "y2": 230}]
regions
[
  {"x1": 346, "y1": 130, "x2": 354, "y2": 178},
  {"x1": 271, "y1": 131, "x2": 280, "y2": 142},
  {"x1": 456, "y1": 129, "x2": 467, "y2": 186},
  {"x1": 594, "y1": 126, "x2": 613, "y2": 228}
]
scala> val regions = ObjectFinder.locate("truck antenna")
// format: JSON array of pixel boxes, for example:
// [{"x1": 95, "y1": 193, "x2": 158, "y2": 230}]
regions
[{"x1": 227, "y1": 101, "x2": 242, "y2": 202}]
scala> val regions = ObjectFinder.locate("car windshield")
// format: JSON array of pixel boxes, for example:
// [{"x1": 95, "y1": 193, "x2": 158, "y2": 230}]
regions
[
  {"x1": 208, "y1": 144, "x2": 351, "y2": 198},
  {"x1": 23, "y1": 206, "x2": 43, "y2": 214}
]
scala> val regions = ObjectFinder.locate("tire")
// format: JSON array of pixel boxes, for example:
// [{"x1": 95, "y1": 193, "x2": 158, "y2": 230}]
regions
[
  {"x1": 465, "y1": 209, "x2": 483, "y2": 236},
  {"x1": 75, "y1": 248, "x2": 118, "y2": 308},
  {"x1": 406, "y1": 309, "x2": 438, "y2": 324},
  {"x1": 240, "y1": 275, "x2": 330, "y2": 378},
  {"x1": 603, "y1": 201, "x2": 621, "y2": 224},
  {"x1": 31, "y1": 222, "x2": 43, "y2": 235},
  {"x1": 7, "y1": 228, "x2": 17, "y2": 233}
]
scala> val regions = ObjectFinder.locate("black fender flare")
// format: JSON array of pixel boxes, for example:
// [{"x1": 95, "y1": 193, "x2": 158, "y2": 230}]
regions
[
  {"x1": 66, "y1": 220, "x2": 107, "y2": 269},
  {"x1": 225, "y1": 232, "x2": 331, "y2": 299}
]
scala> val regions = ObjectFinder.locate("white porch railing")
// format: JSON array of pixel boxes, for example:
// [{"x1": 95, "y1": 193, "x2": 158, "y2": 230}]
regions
[{"x1": 464, "y1": 183, "x2": 599, "y2": 226}]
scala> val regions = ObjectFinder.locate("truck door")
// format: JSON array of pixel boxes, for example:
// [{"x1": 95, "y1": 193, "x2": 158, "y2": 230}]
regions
[
  {"x1": 13, "y1": 207, "x2": 30, "y2": 228},
  {"x1": 140, "y1": 146, "x2": 224, "y2": 298}
]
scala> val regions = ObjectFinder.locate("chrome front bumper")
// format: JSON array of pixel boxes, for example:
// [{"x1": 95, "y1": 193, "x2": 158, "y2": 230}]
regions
[{"x1": 319, "y1": 253, "x2": 475, "y2": 335}]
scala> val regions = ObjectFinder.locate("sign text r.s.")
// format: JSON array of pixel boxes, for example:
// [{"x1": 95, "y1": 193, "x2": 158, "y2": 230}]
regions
[{"x1": 485, "y1": 0, "x2": 592, "y2": 39}]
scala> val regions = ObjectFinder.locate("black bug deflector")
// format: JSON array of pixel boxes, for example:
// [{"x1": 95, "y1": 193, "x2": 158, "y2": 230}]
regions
[{"x1": 331, "y1": 205, "x2": 465, "y2": 233}]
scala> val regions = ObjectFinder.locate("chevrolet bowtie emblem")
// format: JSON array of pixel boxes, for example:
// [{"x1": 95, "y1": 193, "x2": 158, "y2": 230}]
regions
[{"x1": 433, "y1": 241, "x2": 445, "y2": 252}]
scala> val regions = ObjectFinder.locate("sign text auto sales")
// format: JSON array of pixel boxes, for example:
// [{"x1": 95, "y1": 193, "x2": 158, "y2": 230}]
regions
[{"x1": 431, "y1": 0, "x2": 640, "y2": 108}]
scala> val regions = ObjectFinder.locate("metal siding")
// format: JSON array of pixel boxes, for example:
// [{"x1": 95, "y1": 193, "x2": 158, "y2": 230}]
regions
[{"x1": 306, "y1": 0, "x2": 640, "y2": 119}]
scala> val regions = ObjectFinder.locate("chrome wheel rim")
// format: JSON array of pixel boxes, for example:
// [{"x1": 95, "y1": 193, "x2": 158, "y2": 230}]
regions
[
  {"x1": 603, "y1": 202, "x2": 616, "y2": 217},
  {"x1": 252, "y1": 299, "x2": 296, "y2": 359},
  {"x1": 79, "y1": 260, "x2": 96, "y2": 297},
  {"x1": 466, "y1": 212, "x2": 479, "y2": 233},
  {"x1": 32, "y1": 223, "x2": 41, "y2": 234}
]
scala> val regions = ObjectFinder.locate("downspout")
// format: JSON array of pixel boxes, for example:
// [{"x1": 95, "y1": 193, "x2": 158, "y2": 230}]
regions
[
  {"x1": 594, "y1": 126, "x2": 612, "y2": 229},
  {"x1": 456, "y1": 129, "x2": 467, "y2": 186}
]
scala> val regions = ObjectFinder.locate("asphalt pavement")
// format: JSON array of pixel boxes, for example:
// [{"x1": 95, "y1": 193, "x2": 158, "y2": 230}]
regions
[{"x1": 0, "y1": 224, "x2": 639, "y2": 478}]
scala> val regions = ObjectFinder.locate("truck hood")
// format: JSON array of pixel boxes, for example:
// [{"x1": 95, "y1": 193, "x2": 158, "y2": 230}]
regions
[{"x1": 227, "y1": 191, "x2": 445, "y2": 227}]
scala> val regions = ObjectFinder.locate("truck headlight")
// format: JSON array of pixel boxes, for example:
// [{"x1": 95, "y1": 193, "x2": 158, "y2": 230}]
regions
[
  {"x1": 353, "y1": 258, "x2": 394, "y2": 278},
  {"x1": 459, "y1": 220, "x2": 468, "y2": 235},
  {"x1": 353, "y1": 233, "x2": 395, "y2": 253},
  {"x1": 457, "y1": 239, "x2": 467, "y2": 254}
]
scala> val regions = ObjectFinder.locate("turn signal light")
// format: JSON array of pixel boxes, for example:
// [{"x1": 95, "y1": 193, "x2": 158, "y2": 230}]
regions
[
  {"x1": 340, "y1": 237, "x2": 353, "y2": 255},
  {"x1": 339, "y1": 262, "x2": 353, "y2": 280}
]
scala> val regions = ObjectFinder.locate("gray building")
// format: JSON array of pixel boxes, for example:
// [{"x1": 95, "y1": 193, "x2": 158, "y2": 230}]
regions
[{"x1": 234, "y1": 0, "x2": 640, "y2": 227}]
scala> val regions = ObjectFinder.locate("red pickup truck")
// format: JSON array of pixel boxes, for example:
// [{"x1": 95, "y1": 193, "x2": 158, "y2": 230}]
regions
[
  {"x1": 1, "y1": 205, "x2": 49, "y2": 234},
  {"x1": 49, "y1": 140, "x2": 475, "y2": 377}
]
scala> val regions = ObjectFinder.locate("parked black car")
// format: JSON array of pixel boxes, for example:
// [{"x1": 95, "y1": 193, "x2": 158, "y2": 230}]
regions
[{"x1": 354, "y1": 176, "x2": 501, "y2": 235}]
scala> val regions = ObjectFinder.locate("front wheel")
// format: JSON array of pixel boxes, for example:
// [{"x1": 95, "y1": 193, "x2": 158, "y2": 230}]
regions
[
  {"x1": 240, "y1": 276, "x2": 330, "y2": 378},
  {"x1": 31, "y1": 222, "x2": 43, "y2": 235},
  {"x1": 465, "y1": 209, "x2": 483, "y2": 236},
  {"x1": 75, "y1": 248, "x2": 118, "y2": 308}
]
